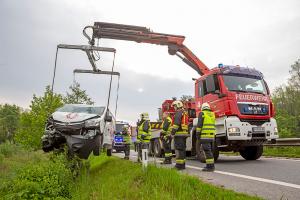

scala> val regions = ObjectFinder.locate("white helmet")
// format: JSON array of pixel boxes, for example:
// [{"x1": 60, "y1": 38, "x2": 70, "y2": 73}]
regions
[
  {"x1": 171, "y1": 100, "x2": 183, "y2": 110},
  {"x1": 201, "y1": 103, "x2": 211, "y2": 110},
  {"x1": 140, "y1": 112, "x2": 149, "y2": 120}
]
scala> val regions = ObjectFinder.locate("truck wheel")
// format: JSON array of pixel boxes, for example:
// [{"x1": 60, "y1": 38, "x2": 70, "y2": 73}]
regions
[
  {"x1": 154, "y1": 139, "x2": 162, "y2": 157},
  {"x1": 196, "y1": 139, "x2": 206, "y2": 163},
  {"x1": 106, "y1": 149, "x2": 112, "y2": 156},
  {"x1": 239, "y1": 145, "x2": 263, "y2": 160}
]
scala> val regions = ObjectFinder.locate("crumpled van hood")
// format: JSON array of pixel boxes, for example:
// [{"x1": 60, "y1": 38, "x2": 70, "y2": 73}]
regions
[{"x1": 52, "y1": 111, "x2": 100, "y2": 123}]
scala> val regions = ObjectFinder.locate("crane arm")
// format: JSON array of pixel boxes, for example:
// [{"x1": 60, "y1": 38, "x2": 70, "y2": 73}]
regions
[{"x1": 83, "y1": 22, "x2": 210, "y2": 75}]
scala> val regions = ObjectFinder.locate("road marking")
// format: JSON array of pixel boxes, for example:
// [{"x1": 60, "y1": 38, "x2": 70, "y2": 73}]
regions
[
  {"x1": 123, "y1": 152, "x2": 300, "y2": 189},
  {"x1": 262, "y1": 157, "x2": 300, "y2": 162},
  {"x1": 186, "y1": 164, "x2": 300, "y2": 190}
]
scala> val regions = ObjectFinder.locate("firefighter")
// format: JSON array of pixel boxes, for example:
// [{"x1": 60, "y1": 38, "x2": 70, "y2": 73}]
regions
[
  {"x1": 160, "y1": 112, "x2": 173, "y2": 164},
  {"x1": 196, "y1": 103, "x2": 216, "y2": 172},
  {"x1": 122, "y1": 124, "x2": 131, "y2": 160},
  {"x1": 137, "y1": 112, "x2": 152, "y2": 162},
  {"x1": 171, "y1": 100, "x2": 189, "y2": 170}
]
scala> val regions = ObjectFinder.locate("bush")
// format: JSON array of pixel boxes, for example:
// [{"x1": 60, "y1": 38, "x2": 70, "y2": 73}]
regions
[
  {"x1": 0, "y1": 154, "x2": 74, "y2": 200},
  {"x1": 0, "y1": 153, "x2": 4, "y2": 164},
  {"x1": 0, "y1": 142, "x2": 20, "y2": 157}
]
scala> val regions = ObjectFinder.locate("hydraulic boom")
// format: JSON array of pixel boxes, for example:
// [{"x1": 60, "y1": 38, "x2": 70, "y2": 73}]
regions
[{"x1": 83, "y1": 22, "x2": 210, "y2": 75}]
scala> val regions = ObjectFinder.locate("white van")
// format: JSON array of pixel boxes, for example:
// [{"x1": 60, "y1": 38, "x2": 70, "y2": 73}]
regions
[{"x1": 42, "y1": 104, "x2": 115, "y2": 159}]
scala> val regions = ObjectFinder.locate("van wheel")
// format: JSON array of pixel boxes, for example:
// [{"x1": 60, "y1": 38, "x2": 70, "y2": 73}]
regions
[
  {"x1": 196, "y1": 139, "x2": 206, "y2": 163},
  {"x1": 154, "y1": 139, "x2": 162, "y2": 157},
  {"x1": 239, "y1": 145, "x2": 263, "y2": 160},
  {"x1": 106, "y1": 149, "x2": 112, "y2": 156}
]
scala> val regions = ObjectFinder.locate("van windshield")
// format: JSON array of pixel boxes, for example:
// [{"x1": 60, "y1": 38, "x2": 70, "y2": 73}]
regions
[
  {"x1": 57, "y1": 105, "x2": 105, "y2": 115},
  {"x1": 222, "y1": 75, "x2": 268, "y2": 95}
]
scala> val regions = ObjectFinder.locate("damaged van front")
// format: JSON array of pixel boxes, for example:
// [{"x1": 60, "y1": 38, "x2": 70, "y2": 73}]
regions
[{"x1": 41, "y1": 104, "x2": 115, "y2": 159}]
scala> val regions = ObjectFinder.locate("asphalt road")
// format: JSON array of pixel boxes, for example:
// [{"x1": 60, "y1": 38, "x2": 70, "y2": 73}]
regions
[{"x1": 115, "y1": 151, "x2": 300, "y2": 200}]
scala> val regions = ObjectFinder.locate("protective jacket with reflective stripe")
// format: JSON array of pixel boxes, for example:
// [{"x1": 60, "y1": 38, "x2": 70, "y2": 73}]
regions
[
  {"x1": 172, "y1": 110, "x2": 189, "y2": 135},
  {"x1": 138, "y1": 120, "x2": 152, "y2": 142},
  {"x1": 161, "y1": 116, "x2": 172, "y2": 135},
  {"x1": 196, "y1": 109, "x2": 216, "y2": 139},
  {"x1": 122, "y1": 129, "x2": 131, "y2": 144}
]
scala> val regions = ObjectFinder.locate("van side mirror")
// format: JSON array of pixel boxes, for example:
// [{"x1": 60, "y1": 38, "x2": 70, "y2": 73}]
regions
[{"x1": 105, "y1": 115, "x2": 112, "y2": 122}]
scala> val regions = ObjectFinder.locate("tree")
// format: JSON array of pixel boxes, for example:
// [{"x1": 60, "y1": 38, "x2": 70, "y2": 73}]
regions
[
  {"x1": 272, "y1": 59, "x2": 300, "y2": 138},
  {"x1": 63, "y1": 82, "x2": 94, "y2": 105},
  {"x1": 0, "y1": 104, "x2": 21, "y2": 143},
  {"x1": 15, "y1": 86, "x2": 63, "y2": 150},
  {"x1": 180, "y1": 95, "x2": 194, "y2": 102}
]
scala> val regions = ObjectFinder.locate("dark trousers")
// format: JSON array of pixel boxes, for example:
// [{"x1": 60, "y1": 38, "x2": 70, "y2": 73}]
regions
[
  {"x1": 201, "y1": 140, "x2": 215, "y2": 165},
  {"x1": 174, "y1": 136, "x2": 187, "y2": 168},
  {"x1": 137, "y1": 142, "x2": 149, "y2": 161},
  {"x1": 162, "y1": 135, "x2": 172, "y2": 160},
  {"x1": 124, "y1": 144, "x2": 130, "y2": 158}
]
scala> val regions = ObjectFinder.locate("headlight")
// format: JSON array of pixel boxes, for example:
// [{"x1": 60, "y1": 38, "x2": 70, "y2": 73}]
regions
[
  {"x1": 274, "y1": 127, "x2": 278, "y2": 134},
  {"x1": 85, "y1": 119, "x2": 100, "y2": 127},
  {"x1": 228, "y1": 127, "x2": 240, "y2": 133}
]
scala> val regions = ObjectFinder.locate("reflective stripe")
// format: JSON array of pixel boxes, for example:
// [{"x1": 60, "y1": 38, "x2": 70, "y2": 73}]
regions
[
  {"x1": 201, "y1": 135, "x2": 215, "y2": 139},
  {"x1": 204, "y1": 124, "x2": 216, "y2": 126},
  {"x1": 176, "y1": 159, "x2": 185, "y2": 164},
  {"x1": 165, "y1": 153, "x2": 172, "y2": 157},
  {"x1": 206, "y1": 158, "x2": 214, "y2": 164},
  {"x1": 196, "y1": 127, "x2": 202, "y2": 131},
  {"x1": 175, "y1": 131, "x2": 188, "y2": 135},
  {"x1": 202, "y1": 128, "x2": 216, "y2": 131}
]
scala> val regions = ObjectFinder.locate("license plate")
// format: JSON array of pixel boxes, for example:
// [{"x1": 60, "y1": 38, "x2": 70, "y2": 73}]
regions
[{"x1": 252, "y1": 127, "x2": 265, "y2": 132}]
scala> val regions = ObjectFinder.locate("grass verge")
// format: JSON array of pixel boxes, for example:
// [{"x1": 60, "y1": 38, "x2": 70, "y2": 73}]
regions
[
  {"x1": 72, "y1": 155, "x2": 260, "y2": 200},
  {"x1": 263, "y1": 146, "x2": 300, "y2": 158}
]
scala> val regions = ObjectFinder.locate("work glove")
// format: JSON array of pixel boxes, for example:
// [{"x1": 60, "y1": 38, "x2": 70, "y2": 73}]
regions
[
  {"x1": 171, "y1": 129, "x2": 176, "y2": 136},
  {"x1": 160, "y1": 131, "x2": 165, "y2": 140},
  {"x1": 141, "y1": 134, "x2": 146, "y2": 140}
]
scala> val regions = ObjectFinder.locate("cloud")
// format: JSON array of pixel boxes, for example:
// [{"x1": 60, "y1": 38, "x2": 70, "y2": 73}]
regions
[{"x1": 0, "y1": 0, "x2": 299, "y2": 122}]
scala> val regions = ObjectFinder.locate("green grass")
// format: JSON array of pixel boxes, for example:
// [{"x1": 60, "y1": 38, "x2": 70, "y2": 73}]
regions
[
  {"x1": 0, "y1": 143, "x2": 261, "y2": 200},
  {"x1": 72, "y1": 155, "x2": 260, "y2": 200},
  {"x1": 263, "y1": 146, "x2": 300, "y2": 158}
]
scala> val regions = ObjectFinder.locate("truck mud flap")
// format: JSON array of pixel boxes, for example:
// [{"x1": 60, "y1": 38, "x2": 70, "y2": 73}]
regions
[{"x1": 65, "y1": 134, "x2": 101, "y2": 159}]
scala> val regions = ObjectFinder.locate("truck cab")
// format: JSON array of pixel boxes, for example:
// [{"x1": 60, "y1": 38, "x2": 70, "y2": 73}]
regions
[{"x1": 194, "y1": 65, "x2": 278, "y2": 160}]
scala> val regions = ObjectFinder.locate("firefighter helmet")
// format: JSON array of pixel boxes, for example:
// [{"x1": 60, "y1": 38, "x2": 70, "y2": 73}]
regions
[
  {"x1": 201, "y1": 103, "x2": 211, "y2": 110},
  {"x1": 172, "y1": 100, "x2": 183, "y2": 109},
  {"x1": 140, "y1": 112, "x2": 149, "y2": 120}
]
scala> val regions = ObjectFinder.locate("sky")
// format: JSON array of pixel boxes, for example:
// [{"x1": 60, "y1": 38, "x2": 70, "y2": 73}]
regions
[{"x1": 0, "y1": 0, "x2": 299, "y2": 123}]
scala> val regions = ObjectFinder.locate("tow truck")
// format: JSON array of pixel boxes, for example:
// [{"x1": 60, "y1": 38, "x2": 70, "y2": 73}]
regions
[{"x1": 83, "y1": 22, "x2": 278, "y2": 161}]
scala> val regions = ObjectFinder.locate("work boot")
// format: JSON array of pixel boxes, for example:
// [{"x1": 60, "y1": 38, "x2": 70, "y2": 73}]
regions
[
  {"x1": 174, "y1": 163, "x2": 185, "y2": 170},
  {"x1": 202, "y1": 164, "x2": 215, "y2": 172},
  {"x1": 161, "y1": 157, "x2": 172, "y2": 165},
  {"x1": 124, "y1": 156, "x2": 129, "y2": 160}
]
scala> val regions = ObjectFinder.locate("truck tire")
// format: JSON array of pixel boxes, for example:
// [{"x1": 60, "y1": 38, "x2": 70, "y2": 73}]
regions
[
  {"x1": 239, "y1": 145, "x2": 263, "y2": 160},
  {"x1": 196, "y1": 139, "x2": 206, "y2": 163},
  {"x1": 153, "y1": 138, "x2": 162, "y2": 157},
  {"x1": 106, "y1": 148, "x2": 112, "y2": 156}
]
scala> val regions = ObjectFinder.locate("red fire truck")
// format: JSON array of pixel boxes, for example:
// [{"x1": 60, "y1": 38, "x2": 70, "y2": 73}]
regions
[{"x1": 83, "y1": 22, "x2": 278, "y2": 161}]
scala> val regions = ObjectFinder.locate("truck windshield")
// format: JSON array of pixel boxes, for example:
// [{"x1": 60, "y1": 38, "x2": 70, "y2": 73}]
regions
[
  {"x1": 222, "y1": 75, "x2": 268, "y2": 95},
  {"x1": 57, "y1": 105, "x2": 105, "y2": 115},
  {"x1": 116, "y1": 124, "x2": 125, "y2": 132}
]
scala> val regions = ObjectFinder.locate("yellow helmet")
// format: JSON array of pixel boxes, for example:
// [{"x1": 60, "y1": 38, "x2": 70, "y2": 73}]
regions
[
  {"x1": 201, "y1": 102, "x2": 211, "y2": 110},
  {"x1": 140, "y1": 112, "x2": 149, "y2": 120},
  {"x1": 171, "y1": 100, "x2": 183, "y2": 109}
]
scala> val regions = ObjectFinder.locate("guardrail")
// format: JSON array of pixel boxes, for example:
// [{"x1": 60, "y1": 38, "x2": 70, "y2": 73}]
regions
[{"x1": 264, "y1": 138, "x2": 300, "y2": 147}]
